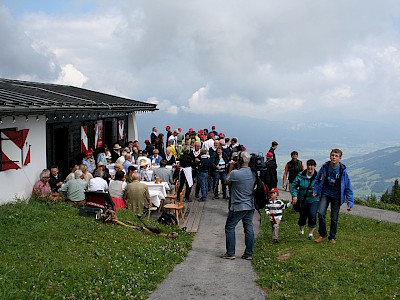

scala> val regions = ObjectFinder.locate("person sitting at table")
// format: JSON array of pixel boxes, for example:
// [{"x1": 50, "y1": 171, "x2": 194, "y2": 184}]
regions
[
  {"x1": 109, "y1": 170, "x2": 127, "y2": 210},
  {"x1": 139, "y1": 160, "x2": 152, "y2": 182},
  {"x1": 165, "y1": 146, "x2": 176, "y2": 166},
  {"x1": 123, "y1": 153, "x2": 134, "y2": 173},
  {"x1": 88, "y1": 169, "x2": 109, "y2": 192},
  {"x1": 32, "y1": 169, "x2": 52, "y2": 199},
  {"x1": 49, "y1": 165, "x2": 64, "y2": 192},
  {"x1": 125, "y1": 165, "x2": 137, "y2": 183},
  {"x1": 149, "y1": 149, "x2": 162, "y2": 166},
  {"x1": 113, "y1": 162, "x2": 126, "y2": 178},
  {"x1": 125, "y1": 172, "x2": 151, "y2": 216},
  {"x1": 136, "y1": 150, "x2": 151, "y2": 166},
  {"x1": 65, "y1": 165, "x2": 80, "y2": 182},
  {"x1": 94, "y1": 162, "x2": 111, "y2": 184},
  {"x1": 82, "y1": 149, "x2": 95, "y2": 173},
  {"x1": 59, "y1": 170, "x2": 88, "y2": 207},
  {"x1": 79, "y1": 164, "x2": 93, "y2": 182},
  {"x1": 152, "y1": 159, "x2": 174, "y2": 191}
]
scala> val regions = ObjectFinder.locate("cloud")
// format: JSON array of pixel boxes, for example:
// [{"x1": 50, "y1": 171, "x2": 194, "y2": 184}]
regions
[
  {"x1": 54, "y1": 64, "x2": 87, "y2": 87},
  {"x1": 1, "y1": 0, "x2": 400, "y2": 124},
  {"x1": 0, "y1": 4, "x2": 61, "y2": 80}
]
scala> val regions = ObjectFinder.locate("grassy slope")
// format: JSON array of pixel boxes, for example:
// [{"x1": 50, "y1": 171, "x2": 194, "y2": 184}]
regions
[
  {"x1": 0, "y1": 201, "x2": 193, "y2": 300},
  {"x1": 253, "y1": 210, "x2": 400, "y2": 299}
]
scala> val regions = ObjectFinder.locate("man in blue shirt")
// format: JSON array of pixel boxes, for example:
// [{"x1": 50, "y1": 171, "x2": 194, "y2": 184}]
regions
[
  {"x1": 222, "y1": 151, "x2": 256, "y2": 260},
  {"x1": 313, "y1": 149, "x2": 354, "y2": 244}
]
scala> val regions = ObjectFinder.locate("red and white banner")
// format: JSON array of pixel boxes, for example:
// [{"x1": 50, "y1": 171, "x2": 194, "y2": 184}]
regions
[
  {"x1": 1, "y1": 129, "x2": 30, "y2": 171},
  {"x1": 81, "y1": 125, "x2": 88, "y2": 153},
  {"x1": 95, "y1": 120, "x2": 103, "y2": 148},
  {"x1": 118, "y1": 120, "x2": 124, "y2": 140}
]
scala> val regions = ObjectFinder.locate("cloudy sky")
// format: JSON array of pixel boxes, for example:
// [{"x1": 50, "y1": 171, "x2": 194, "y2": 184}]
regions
[{"x1": 1, "y1": 0, "x2": 400, "y2": 152}]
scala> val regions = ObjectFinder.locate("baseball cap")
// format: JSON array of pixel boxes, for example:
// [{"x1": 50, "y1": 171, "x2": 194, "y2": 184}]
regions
[
  {"x1": 266, "y1": 152, "x2": 273, "y2": 157},
  {"x1": 270, "y1": 188, "x2": 279, "y2": 196}
]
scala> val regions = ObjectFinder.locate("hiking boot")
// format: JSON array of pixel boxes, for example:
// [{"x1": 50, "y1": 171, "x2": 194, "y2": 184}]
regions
[
  {"x1": 195, "y1": 194, "x2": 199, "y2": 199},
  {"x1": 299, "y1": 230, "x2": 304, "y2": 236},
  {"x1": 221, "y1": 253, "x2": 235, "y2": 260},
  {"x1": 214, "y1": 195, "x2": 219, "y2": 199},
  {"x1": 329, "y1": 239, "x2": 337, "y2": 244},
  {"x1": 241, "y1": 255, "x2": 252, "y2": 261},
  {"x1": 314, "y1": 236, "x2": 325, "y2": 243},
  {"x1": 273, "y1": 239, "x2": 279, "y2": 244},
  {"x1": 308, "y1": 234, "x2": 314, "y2": 240}
]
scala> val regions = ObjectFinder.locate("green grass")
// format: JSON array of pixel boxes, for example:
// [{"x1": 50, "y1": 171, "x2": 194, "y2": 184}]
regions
[
  {"x1": 0, "y1": 200, "x2": 193, "y2": 299},
  {"x1": 253, "y1": 210, "x2": 400, "y2": 299},
  {"x1": 354, "y1": 198, "x2": 400, "y2": 212}
]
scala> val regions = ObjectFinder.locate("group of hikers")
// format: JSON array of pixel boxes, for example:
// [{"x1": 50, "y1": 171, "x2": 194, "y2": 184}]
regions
[{"x1": 222, "y1": 147, "x2": 354, "y2": 261}]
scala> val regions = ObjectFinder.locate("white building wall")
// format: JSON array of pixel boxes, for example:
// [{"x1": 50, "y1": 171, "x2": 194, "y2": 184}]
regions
[{"x1": 0, "y1": 115, "x2": 47, "y2": 205}]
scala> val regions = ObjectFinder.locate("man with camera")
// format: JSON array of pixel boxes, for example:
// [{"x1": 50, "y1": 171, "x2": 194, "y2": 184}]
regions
[{"x1": 222, "y1": 151, "x2": 256, "y2": 260}]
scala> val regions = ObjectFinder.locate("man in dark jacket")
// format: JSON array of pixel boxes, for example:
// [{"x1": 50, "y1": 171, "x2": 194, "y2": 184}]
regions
[{"x1": 260, "y1": 152, "x2": 278, "y2": 190}]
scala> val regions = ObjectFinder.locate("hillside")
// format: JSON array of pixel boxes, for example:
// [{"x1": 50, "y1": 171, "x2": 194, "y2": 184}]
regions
[{"x1": 344, "y1": 146, "x2": 400, "y2": 197}]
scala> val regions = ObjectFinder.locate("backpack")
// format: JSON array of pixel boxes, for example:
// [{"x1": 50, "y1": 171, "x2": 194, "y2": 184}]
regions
[
  {"x1": 254, "y1": 174, "x2": 269, "y2": 217},
  {"x1": 158, "y1": 211, "x2": 178, "y2": 225}
]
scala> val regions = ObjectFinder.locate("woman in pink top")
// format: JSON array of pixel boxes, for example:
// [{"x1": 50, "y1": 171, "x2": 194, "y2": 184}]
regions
[{"x1": 32, "y1": 169, "x2": 52, "y2": 198}]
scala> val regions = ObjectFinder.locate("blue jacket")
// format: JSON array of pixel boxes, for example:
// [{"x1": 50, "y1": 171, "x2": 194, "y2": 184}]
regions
[{"x1": 313, "y1": 162, "x2": 354, "y2": 208}]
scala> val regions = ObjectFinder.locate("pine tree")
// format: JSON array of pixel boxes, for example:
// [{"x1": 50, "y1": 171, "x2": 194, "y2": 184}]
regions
[
  {"x1": 390, "y1": 179, "x2": 400, "y2": 205},
  {"x1": 369, "y1": 193, "x2": 377, "y2": 202},
  {"x1": 380, "y1": 189, "x2": 390, "y2": 203}
]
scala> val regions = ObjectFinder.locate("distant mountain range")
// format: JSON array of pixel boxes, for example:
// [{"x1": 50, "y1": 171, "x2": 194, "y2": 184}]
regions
[
  {"x1": 344, "y1": 146, "x2": 400, "y2": 197},
  {"x1": 137, "y1": 111, "x2": 400, "y2": 198}
]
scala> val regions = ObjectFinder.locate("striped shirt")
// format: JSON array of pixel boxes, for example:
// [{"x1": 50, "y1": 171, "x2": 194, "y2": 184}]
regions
[{"x1": 264, "y1": 199, "x2": 291, "y2": 221}]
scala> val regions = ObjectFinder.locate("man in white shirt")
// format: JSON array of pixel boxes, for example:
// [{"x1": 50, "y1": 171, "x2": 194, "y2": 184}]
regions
[{"x1": 88, "y1": 169, "x2": 109, "y2": 192}]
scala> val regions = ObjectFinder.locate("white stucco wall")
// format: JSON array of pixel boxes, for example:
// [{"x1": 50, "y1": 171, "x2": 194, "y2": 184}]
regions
[{"x1": 0, "y1": 115, "x2": 47, "y2": 205}]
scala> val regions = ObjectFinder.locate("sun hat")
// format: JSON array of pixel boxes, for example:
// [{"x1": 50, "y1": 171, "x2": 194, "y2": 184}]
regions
[{"x1": 113, "y1": 144, "x2": 122, "y2": 150}]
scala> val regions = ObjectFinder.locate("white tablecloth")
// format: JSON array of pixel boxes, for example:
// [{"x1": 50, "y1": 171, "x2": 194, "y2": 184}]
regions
[{"x1": 141, "y1": 181, "x2": 169, "y2": 207}]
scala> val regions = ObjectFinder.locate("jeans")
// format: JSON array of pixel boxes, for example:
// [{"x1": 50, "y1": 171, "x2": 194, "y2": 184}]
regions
[
  {"x1": 317, "y1": 195, "x2": 341, "y2": 240},
  {"x1": 197, "y1": 172, "x2": 208, "y2": 201},
  {"x1": 225, "y1": 209, "x2": 255, "y2": 257},
  {"x1": 214, "y1": 172, "x2": 227, "y2": 198},
  {"x1": 298, "y1": 201, "x2": 319, "y2": 228}
]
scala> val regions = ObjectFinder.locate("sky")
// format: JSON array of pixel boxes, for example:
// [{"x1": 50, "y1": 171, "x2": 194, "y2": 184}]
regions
[{"x1": 1, "y1": 0, "x2": 400, "y2": 155}]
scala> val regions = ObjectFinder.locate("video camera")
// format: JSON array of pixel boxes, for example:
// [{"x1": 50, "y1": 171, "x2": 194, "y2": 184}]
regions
[{"x1": 249, "y1": 152, "x2": 266, "y2": 172}]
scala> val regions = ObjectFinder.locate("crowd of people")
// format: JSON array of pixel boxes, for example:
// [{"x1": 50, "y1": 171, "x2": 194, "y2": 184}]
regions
[
  {"x1": 31, "y1": 125, "x2": 354, "y2": 261},
  {"x1": 31, "y1": 125, "x2": 247, "y2": 211}
]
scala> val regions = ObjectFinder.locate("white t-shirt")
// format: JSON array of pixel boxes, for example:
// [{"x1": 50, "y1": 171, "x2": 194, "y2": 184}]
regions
[{"x1": 88, "y1": 177, "x2": 109, "y2": 192}]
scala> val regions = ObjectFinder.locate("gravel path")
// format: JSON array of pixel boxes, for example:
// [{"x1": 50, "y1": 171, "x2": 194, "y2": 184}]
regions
[{"x1": 148, "y1": 195, "x2": 266, "y2": 300}]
